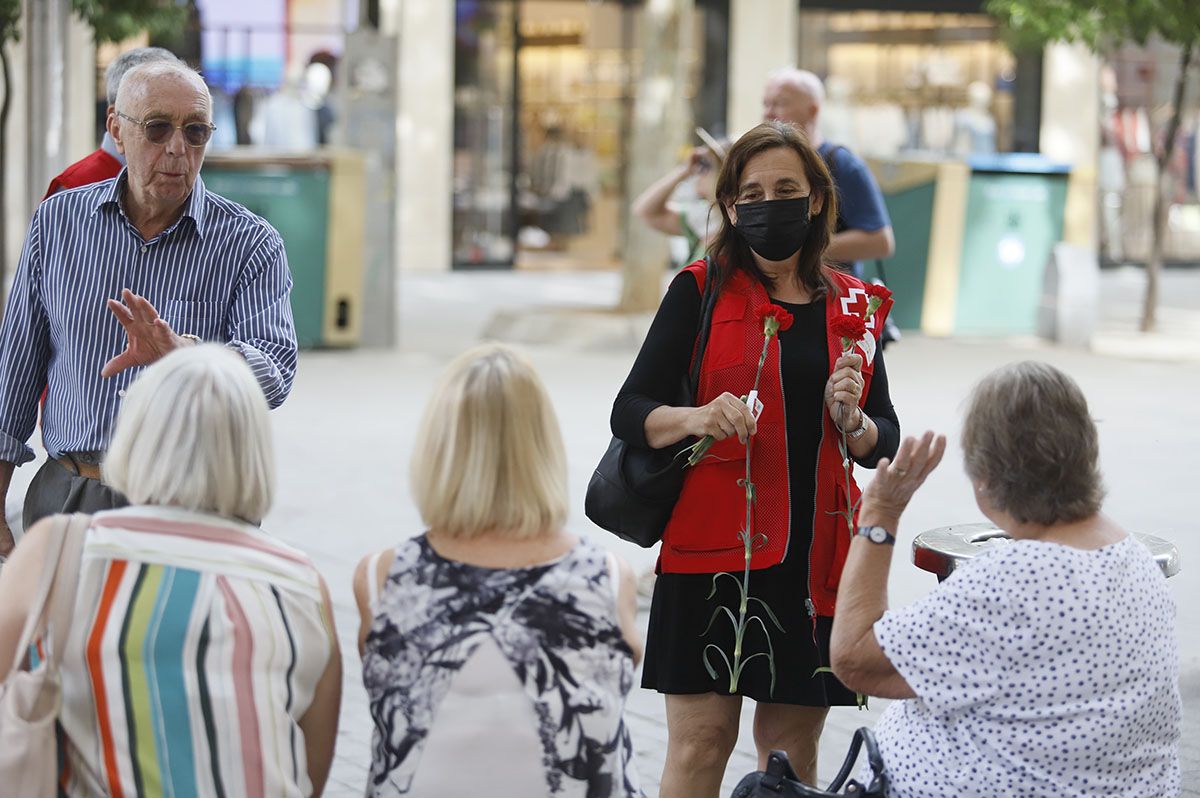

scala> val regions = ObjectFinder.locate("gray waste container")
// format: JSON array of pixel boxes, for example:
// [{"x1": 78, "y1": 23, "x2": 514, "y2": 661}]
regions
[{"x1": 913, "y1": 522, "x2": 1180, "y2": 581}]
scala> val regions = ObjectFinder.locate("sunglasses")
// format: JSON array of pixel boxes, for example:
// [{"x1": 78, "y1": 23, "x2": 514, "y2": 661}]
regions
[{"x1": 116, "y1": 110, "x2": 215, "y2": 147}]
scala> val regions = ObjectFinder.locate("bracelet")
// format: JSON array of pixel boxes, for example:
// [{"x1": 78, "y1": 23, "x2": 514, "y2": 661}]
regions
[
  {"x1": 180, "y1": 333, "x2": 202, "y2": 345},
  {"x1": 843, "y1": 409, "x2": 868, "y2": 440}
]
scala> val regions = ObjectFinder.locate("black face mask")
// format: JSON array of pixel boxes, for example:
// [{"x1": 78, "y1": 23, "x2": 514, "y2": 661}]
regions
[{"x1": 733, "y1": 196, "x2": 812, "y2": 262}]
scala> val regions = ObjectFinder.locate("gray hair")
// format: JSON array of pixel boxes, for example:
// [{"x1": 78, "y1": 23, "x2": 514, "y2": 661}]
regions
[
  {"x1": 105, "y1": 47, "x2": 181, "y2": 106},
  {"x1": 767, "y1": 67, "x2": 826, "y2": 107},
  {"x1": 961, "y1": 361, "x2": 1105, "y2": 526},
  {"x1": 103, "y1": 345, "x2": 275, "y2": 523},
  {"x1": 115, "y1": 60, "x2": 212, "y2": 115}
]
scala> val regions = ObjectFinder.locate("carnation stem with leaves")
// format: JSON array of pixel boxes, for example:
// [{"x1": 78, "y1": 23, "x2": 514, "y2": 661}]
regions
[
  {"x1": 698, "y1": 304, "x2": 792, "y2": 695},
  {"x1": 828, "y1": 287, "x2": 888, "y2": 532},
  {"x1": 821, "y1": 284, "x2": 890, "y2": 709}
]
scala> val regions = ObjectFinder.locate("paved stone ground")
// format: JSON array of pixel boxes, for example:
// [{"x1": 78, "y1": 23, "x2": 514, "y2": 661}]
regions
[{"x1": 7, "y1": 267, "x2": 1198, "y2": 795}]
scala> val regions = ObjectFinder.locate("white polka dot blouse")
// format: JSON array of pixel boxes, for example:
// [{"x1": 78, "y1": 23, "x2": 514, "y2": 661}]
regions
[{"x1": 872, "y1": 535, "x2": 1181, "y2": 797}]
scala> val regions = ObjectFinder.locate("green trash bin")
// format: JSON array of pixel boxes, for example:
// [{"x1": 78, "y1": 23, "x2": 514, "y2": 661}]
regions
[
  {"x1": 202, "y1": 151, "x2": 366, "y2": 348},
  {"x1": 868, "y1": 154, "x2": 1070, "y2": 337},
  {"x1": 869, "y1": 157, "x2": 942, "y2": 331},
  {"x1": 953, "y1": 154, "x2": 1070, "y2": 336}
]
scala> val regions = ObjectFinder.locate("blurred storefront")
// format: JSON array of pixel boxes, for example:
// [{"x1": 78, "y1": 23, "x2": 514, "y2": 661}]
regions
[
  {"x1": 1100, "y1": 41, "x2": 1200, "y2": 265},
  {"x1": 795, "y1": 2, "x2": 1043, "y2": 158},
  {"x1": 451, "y1": 0, "x2": 728, "y2": 271},
  {"x1": 449, "y1": 0, "x2": 1060, "y2": 272},
  {"x1": 193, "y1": 0, "x2": 352, "y2": 150}
]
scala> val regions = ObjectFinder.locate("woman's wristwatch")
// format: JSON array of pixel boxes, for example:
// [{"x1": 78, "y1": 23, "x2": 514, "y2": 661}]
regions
[{"x1": 856, "y1": 525, "x2": 896, "y2": 545}]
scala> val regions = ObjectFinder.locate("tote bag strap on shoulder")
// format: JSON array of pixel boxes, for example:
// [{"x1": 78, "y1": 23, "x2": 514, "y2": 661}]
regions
[{"x1": 9, "y1": 513, "x2": 90, "y2": 677}]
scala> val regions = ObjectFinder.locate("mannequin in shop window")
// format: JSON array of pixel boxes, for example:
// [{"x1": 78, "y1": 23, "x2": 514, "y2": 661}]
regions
[
  {"x1": 529, "y1": 126, "x2": 593, "y2": 251},
  {"x1": 255, "y1": 67, "x2": 319, "y2": 150},
  {"x1": 953, "y1": 81, "x2": 997, "y2": 157}
]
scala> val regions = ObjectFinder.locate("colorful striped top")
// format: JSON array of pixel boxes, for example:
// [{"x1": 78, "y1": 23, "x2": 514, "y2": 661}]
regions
[{"x1": 51, "y1": 506, "x2": 334, "y2": 798}]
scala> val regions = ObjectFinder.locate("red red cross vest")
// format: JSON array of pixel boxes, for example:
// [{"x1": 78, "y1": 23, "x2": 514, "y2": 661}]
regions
[{"x1": 659, "y1": 260, "x2": 894, "y2": 617}]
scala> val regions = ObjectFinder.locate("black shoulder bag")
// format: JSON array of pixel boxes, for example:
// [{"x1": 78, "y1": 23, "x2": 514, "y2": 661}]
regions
[
  {"x1": 731, "y1": 728, "x2": 888, "y2": 797},
  {"x1": 584, "y1": 257, "x2": 720, "y2": 547}
]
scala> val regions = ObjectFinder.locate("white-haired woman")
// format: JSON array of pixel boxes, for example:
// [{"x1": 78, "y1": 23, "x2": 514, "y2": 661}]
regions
[
  {"x1": 354, "y1": 343, "x2": 643, "y2": 797},
  {"x1": 830, "y1": 361, "x2": 1181, "y2": 796},
  {"x1": 0, "y1": 345, "x2": 342, "y2": 797}
]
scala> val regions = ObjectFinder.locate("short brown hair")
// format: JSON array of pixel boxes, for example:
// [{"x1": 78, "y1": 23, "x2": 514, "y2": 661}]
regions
[
  {"x1": 709, "y1": 121, "x2": 836, "y2": 295},
  {"x1": 961, "y1": 361, "x2": 1104, "y2": 525}
]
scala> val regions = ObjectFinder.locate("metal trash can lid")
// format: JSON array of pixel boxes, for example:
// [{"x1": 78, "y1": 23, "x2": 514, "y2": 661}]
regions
[{"x1": 912, "y1": 523, "x2": 1181, "y2": 580}]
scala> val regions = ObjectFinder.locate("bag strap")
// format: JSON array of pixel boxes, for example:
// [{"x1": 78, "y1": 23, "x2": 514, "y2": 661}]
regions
[
  {"x1": 825, "y1": 726, "x2": 867, "y2": 791},
  {"x1": 826, "y1": 727, "x2": 887, "y2": 794},
  {"x1": 873, "y1": 258, "x2": 889, "y2": 286},
  {"x1": 687, "y1": 256, "x2": 719, "y2": 402},
  {"x1": 860, "y1": 726, "x2": 887, "y2": 792},
  {"x1": 8, "y1": 513, "x2": 89, "y2": 677},
  {"x1": 9, "y1": 515, "x2": 71, "y2": 676},
  {"x1": 761, "y1": 750, "x2": 801, "y2": 790},
  {"x1": 45, "y1": 514, "x2": 89, "y2": 670}
]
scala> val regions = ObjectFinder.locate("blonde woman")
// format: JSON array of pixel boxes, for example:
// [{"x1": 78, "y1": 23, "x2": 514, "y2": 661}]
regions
[
  {"x1": 354, "y1": 343, "x2": 643, "y2": 797},
  {"x1": 0, "y1": 345, "x2": 341, "y2": 797}
]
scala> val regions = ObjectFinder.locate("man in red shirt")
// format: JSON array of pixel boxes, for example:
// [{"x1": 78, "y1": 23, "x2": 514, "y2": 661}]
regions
[{"x1": 43, "y1": 46, "x2": 182, "y2": 199}]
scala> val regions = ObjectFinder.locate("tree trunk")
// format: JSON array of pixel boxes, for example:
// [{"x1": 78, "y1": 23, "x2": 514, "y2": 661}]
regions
[
  {"x1": 0, "y1": 42, "x2": 10, "y2": 313},
  {"x1": 1143, "y1": 41, "x2": 1192, "y2": 333},
  {"x1": 619, "y1": 0, "x2": 695, "y2": 312}
]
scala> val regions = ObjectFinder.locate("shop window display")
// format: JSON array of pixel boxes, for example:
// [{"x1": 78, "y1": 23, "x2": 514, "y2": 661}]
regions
[
  {"x1": 1101, "y1": 46, "x2": 1200, "y2": 265},
  {"x1": 452, "y1": 0, "x2": 708, "y2": 270},
  {"x1": 452, "y1": 1, "x2": 636, "y2": 270},
  {"x1": 797, "y1": 11, "x2": 1016, "y2": 158}
]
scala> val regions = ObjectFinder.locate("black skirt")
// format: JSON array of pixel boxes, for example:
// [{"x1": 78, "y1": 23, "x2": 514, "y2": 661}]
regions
[{"x1": 642, "y1": 533, "x2": 859, "y2": 706}]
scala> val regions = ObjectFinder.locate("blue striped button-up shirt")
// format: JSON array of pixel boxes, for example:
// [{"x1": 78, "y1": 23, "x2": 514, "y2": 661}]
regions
[{"x1": 0, "y1": 171, "x2": 298, "y2": 465}]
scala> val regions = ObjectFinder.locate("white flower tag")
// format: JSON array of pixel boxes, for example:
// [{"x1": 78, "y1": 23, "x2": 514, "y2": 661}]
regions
[
  {"x1": 857, "y1": 331, "x2": 877, "y2": 366},
  {"x1": 747, "y1": 390, "x2": 765, "y2": 420}
]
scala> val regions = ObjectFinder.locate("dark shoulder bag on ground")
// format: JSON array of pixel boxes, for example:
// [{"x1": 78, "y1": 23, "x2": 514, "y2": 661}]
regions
[
  {"x1": 731, "y1": 729, "x2": 887, "y2": 797},
  {"x1": 584, "y1": 257, "x2": 719, "y2": 547}
]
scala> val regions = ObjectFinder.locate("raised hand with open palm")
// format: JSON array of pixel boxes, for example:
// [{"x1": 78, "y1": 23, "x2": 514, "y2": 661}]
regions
[{"x1": 100, "y1": 289, "x2": 196, "y2": 379}]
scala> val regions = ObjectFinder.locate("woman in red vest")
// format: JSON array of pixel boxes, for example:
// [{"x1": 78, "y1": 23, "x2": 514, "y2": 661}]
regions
[{"x1": 611, "y1": 121, "x2": 899, "y2": 796}]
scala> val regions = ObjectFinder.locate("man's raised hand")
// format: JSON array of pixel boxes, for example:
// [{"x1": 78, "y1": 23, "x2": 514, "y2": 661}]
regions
[{"x1": 100, "y1": 289, "x2": 191, "y2": 378}]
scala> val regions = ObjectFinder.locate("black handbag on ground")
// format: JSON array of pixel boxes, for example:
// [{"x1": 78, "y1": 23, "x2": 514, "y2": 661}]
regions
[
  {"x1": 584, "y1": 257, "x2": 720, "y2": 547},
  {"x1": 731, "y1": 728, "x2": 887, "y2": 798}
]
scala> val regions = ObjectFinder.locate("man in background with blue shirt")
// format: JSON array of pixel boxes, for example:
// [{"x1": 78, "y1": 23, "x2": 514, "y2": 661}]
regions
[
  {"x1": 0, "y1": 60, "x2": 297, "y2": 557},
  {"x1": 763, "y1": 68, "x2": 895, "y2": 278}
]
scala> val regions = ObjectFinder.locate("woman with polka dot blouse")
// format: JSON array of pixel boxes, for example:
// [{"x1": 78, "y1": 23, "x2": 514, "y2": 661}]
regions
[{"x1": 829, "y1": 361, "x2": 1181, "y2": 797}]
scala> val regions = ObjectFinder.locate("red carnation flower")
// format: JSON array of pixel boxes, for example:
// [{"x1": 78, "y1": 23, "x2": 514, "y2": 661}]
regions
[
  {"x1": 830, "y1": 314, "x2": 867, "y2": 341},
  {"x1": 863, "y1": 282, "x2": 891, "y2": 320},
  {"x1": 755, "y1": 303, "x2": 794, "y2": 336}
]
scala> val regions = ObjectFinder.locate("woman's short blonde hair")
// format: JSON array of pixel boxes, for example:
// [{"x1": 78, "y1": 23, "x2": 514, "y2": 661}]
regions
[
  {"x1": 411, "y1": 343, "x2": 568, "y2": 540},
  {"x1": 962, "y1": 361, "x2": 1104, "y2": 526},
  {"x1": 104, "y1": 345, "x2": 274, "y2": 522}
]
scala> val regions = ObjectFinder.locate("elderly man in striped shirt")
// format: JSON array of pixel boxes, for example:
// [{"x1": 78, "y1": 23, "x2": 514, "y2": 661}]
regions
[{"x1": 0, "y1": 60, "x2": 297, "y2": 558}]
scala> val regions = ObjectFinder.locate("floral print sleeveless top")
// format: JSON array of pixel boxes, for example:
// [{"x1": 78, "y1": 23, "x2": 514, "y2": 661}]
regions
[{"x1": 361, "y1": 535, "x2": 641, "y2": 797}]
